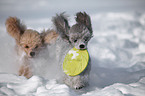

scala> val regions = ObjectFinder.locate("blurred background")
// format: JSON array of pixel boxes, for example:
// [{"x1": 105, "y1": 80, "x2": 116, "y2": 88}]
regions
[{"x1": 0, "y1": 0, "x2": 145, "y2": 30}]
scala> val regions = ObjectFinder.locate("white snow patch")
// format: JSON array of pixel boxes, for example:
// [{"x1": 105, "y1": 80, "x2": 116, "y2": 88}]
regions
[
  {"x1": 7, "y1": 76, "x2": 43, "y2": 95},
  {"x1": 139, "y1": 43, "x2": 145, "y2": 52}
]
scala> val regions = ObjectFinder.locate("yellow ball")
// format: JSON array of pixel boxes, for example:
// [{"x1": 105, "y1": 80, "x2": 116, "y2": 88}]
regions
[{"x1": 63, "y1": 47, "x2": 89, "y2": 76}]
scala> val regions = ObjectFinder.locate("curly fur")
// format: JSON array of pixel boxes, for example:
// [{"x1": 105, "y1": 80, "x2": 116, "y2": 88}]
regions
[
  {"x1": 5, "y1": 17, "x2": 26, "y2": 44},
  {"x1": 53, "y1": 12, "x2": 93, "y2": 89},
  {"x1": 6, "y1": 17, "x2": 58, "y2": 79},
  {"x1": 53, "y1": 13, "x2": 70, "y2": 42},
  {"x1": 41, "y1": 29, "x2": 58, "y2": 44},
  {"x1": 76, "y1": 12, "x2": 92, "y2": 33}
]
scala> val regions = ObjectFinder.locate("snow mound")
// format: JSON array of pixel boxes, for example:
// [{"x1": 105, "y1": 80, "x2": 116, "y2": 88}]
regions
[
  {"x1": 0, "y1": 74, "x2": 75, "y2": 96},
  {"x1": 0, "y1": 74, "x2": 145, "y2": 96}
]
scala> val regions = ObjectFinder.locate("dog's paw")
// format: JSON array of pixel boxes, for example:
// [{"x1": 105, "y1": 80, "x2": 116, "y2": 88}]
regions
[{"x1": 74, "y1": 84, "x2": 85, "y2": 90}]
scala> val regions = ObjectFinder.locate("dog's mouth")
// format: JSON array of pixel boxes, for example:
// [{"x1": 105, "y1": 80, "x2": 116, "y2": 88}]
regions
[
  {"x1": 79, "y1": 48, "x2": 87, "y2": 50},
  {"x1": 28, "y1": 55, "x2": 34, "y2": 58},
  {"x1": 76, "y1": 47, "x2": 87, "y2": 50}
]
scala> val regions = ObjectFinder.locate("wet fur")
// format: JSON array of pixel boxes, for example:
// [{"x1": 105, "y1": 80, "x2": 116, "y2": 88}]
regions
[
  {"x1": 6, "y1": 17, "x2": 58, "y2": 78},
  {"x1": 53, "y1": 12, "x2": 93, "y2": 89}
]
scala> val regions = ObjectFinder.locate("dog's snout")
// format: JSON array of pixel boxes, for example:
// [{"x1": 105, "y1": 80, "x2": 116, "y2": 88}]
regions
[
  {"x1": 79, "y1": 44, "x2": 85, "y2": 49},
  {"x1": 30, "y1": 52, "x2": 35, "y2": 57}
]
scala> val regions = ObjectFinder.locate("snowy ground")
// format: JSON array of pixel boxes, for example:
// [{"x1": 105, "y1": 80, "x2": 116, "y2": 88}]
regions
[{"x1": 0, "y1": 10, "x2": 145, "y2": 96}]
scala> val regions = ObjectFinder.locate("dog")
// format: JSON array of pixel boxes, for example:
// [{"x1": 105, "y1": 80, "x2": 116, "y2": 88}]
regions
[
  {"x1": 52, "y1": 12, "x2": 93, "y2": 89},
  {"x1": 5, "y1": 17, "x2": 58, "y2": 79}
]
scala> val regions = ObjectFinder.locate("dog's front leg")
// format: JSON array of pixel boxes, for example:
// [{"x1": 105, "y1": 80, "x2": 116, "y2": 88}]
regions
[{"x1": 18, "y1": 56, "x2": 32, "y2": 79}]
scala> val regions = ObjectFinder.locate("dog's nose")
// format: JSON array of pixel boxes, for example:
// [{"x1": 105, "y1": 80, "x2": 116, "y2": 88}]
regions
[
  {"x1": 79, "y1": 44, "x2": 85, "y2": 49},
  {"x1": 30, "y1": 52, "x2": 35, "y2": 57}
]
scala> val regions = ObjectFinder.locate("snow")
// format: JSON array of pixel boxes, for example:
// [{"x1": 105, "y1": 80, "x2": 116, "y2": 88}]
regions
[
  {"x1": 0, "y1": 1, "x2": 145, "y2": 95},
  {"x1": 0, "y1": 74, "x2": 75, "y2": 96}
]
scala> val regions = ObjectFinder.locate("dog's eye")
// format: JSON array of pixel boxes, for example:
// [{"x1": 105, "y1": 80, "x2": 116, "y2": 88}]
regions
[
  {"x1": 25, "y1": 45, "x2": 29, "y2": 48},
  {"x1": 84, "y1": 37, "x2": 90, "y2": 42},
  {"x1": 74, "y1": 40, "x2": 77, "y2": 43},
  {"x1": 85, "y1": 39, "x2": 88, "y2": 42},
  {"x1": 35, "y1": 45, "x2": 38, "y2": 49}
]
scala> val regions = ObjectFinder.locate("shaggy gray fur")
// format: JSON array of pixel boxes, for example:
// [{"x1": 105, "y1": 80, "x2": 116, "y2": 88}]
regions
[{"x1": 53, "y1": 12, "x2": 93, "y2": 89}]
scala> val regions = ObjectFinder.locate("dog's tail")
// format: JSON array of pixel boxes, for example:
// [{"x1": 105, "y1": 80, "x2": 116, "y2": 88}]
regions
[
  {"x1": 5, "y1": 17, "x2": 26, "y2": 42},
  {"x1": 76, "y1": 12, "x2": 92, "y2": 33},
  {"x1": 52, "y1": 13, "x2": 70, "y2": 41}
]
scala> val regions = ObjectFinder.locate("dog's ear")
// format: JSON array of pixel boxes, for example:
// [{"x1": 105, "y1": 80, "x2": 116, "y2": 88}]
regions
[
  {"x1": 52, "y1": 13, "x2": 70, "y2": 42},
  {"x1": 76, "y1": 12, "x2": 93, "y2": 34},
  {"x1": 41, "y1": 29, "x2": 58, "y2": 45},
  {"x1": 5, "y1": 17, "x2": 26, "y2": 42}
]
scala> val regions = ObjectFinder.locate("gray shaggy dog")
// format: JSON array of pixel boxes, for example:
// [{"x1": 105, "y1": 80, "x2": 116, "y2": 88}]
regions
[{"x1": 53, "y1": 12, "x2": 93, "y2": 89}]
